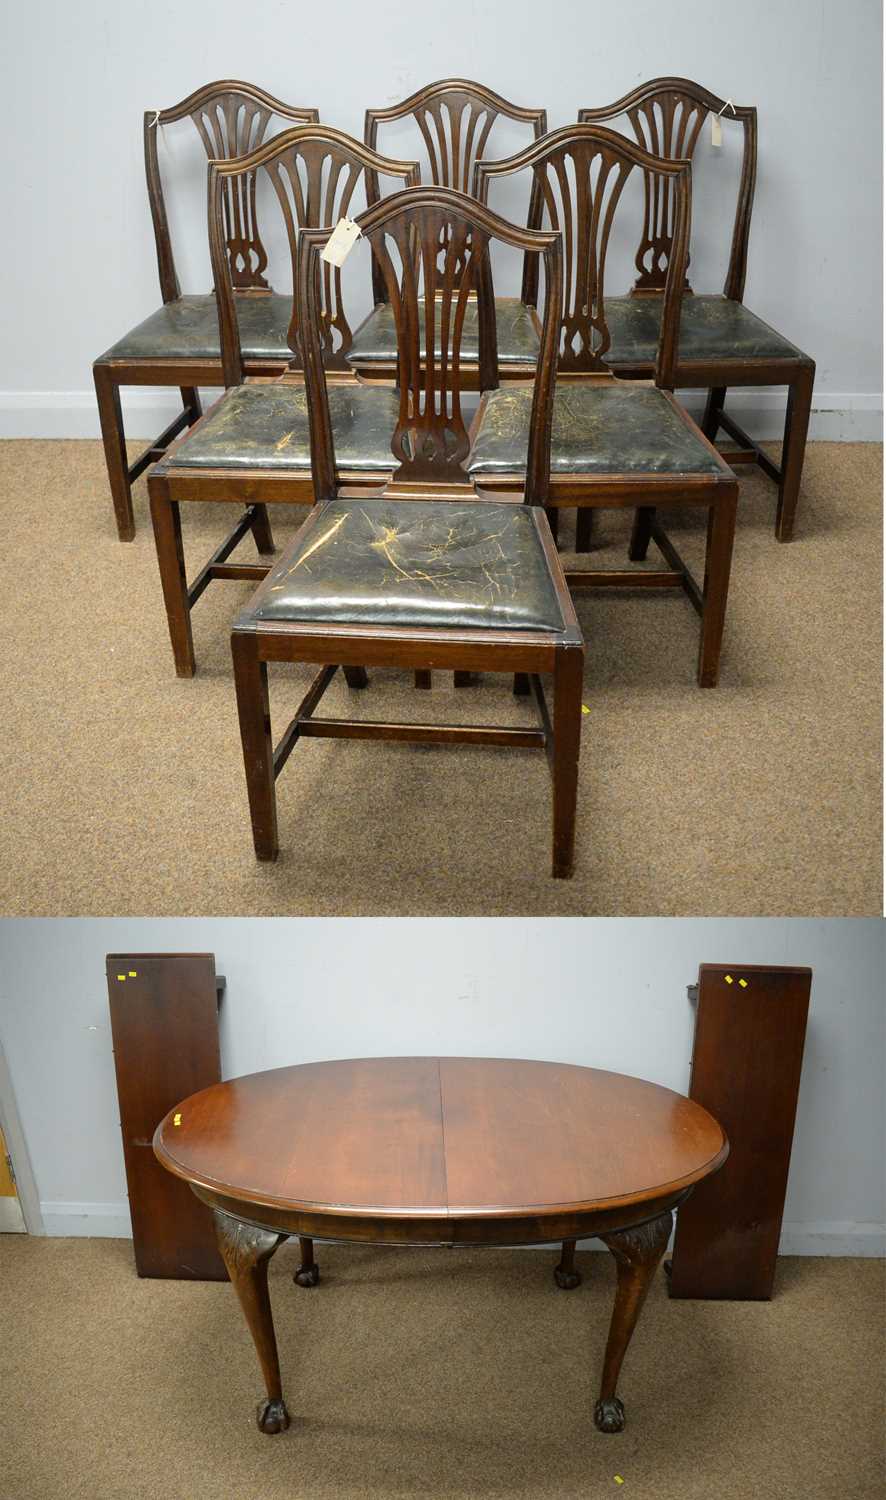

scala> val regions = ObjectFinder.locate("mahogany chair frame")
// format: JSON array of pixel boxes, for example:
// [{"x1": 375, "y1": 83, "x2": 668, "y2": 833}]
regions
[
  {"x1": 94, "y1": 81, "x2": 319, "y2": 542},
  {"x1": 146, "y1": 126, "x2": 420, "y2": 678},
  {"x1": 349, "y1": 79, "x2": 549, "y2": 387},
  {"x1": 473, "y1": 125, "x2": 738, "y2": 688},
  {"x1": 578, "y1": 78, "x2": 815, "y2": 541},
  {"x1": 231, "y1": 188, "x2": 585, "y2": 879}
]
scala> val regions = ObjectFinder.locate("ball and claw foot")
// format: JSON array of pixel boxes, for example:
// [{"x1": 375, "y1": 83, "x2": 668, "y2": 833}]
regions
[
  {"x1": 553, "y1": 1265, "x2": 582, "y2": 1290},
  {"x1": 257, "y1": 1397, "x2": 290, "y2": 1434},
  {"x1": 594, "y1": 1396, "x2": 625, "y2": 1434},
  {"x1": 294, "y1": 1263, "x2": 320, "y2": 1287}
]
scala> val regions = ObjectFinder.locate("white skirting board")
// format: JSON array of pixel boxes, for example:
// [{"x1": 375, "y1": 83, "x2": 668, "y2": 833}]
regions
[
  {"x1": 0, "y1": 388, "x2": 882, "y2": 443},
  {"x1": 36, "y1": 1201, "x2": 886, "y2": 1255}
]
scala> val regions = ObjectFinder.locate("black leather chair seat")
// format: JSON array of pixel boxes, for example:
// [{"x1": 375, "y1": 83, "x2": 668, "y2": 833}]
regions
[
  {"x1": 468, "y1": 383, "x2": 725, "y2": 477},
  {"x1": 96, "y1": 293, "x2": 293, "y2": 363},
  {"x1": 240, "y1": 498, "x2": 565, "y2": 632},
  {"x1": 161, "y1": 383, "x2": 400, "y2": 472},
  {"x1": 604, "y1": 293, "x2": 807, "y2": 366},
  {"x1": 347, "y1": 296, "x2": 540, "y2": 367}
]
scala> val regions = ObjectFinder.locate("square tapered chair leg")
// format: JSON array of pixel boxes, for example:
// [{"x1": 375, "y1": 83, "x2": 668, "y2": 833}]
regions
[{"x1": 232, "y1": 633, "x2": 279, "y2": 862}]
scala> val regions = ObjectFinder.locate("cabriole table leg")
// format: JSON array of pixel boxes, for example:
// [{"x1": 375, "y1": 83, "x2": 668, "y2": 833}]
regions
[
  {"x1": 213, "y1": 1209, "x2": 290, "y2": 1433},
  {"x1": 594, "y1": 1209, "x2": 673, "y2": 1433}
]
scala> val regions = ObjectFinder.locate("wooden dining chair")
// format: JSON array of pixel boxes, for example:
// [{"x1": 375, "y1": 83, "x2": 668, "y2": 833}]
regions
[
  {"x1": 146, "y1": 126, "x2": 420, "y2": 677},
  {"x1": 230, "y1": 187, "x2": 585, "y2": 879},
  {"x1": 93, "y1": 81, "x2": 322, "y2": 543},
  {"x1": 578, "y1": 78, "x2": 815, "y2": 542},
  {"x1": 346, "y1": 79, "x2": 547, "y2": 386},
  {"x1": 468, "y1": 124, "x2": 738, "y2": 688}
]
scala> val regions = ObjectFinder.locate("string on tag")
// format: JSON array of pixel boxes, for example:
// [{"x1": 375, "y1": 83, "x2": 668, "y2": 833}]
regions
[{"x1": 148, "y1": 109, "x2": 168, "y2": 150}]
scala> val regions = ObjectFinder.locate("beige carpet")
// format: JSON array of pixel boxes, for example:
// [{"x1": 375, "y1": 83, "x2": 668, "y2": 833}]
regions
[
  {"x1": 0, "y1": 438, "x2": 880, "y2": 915},
  {"x1": 0, "y1": 1236, "x2": 882, "y2": 1500}
]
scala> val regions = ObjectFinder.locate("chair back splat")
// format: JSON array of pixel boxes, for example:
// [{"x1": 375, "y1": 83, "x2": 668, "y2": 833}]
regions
[
  {"x1": 474, "y1": 125, "x2": 692, "y2": 389},
  {"x1": 145, "y1": 81, "x2": 320, "y2": 303},
  {"x1": 207, "y1": 126, "x2": 420, "y2": 387},
  {"x1": 578, "y1": 78, "x2": 756, "y2": 302},
  {"x1": 297, "y1": 188, "x2": 562, "y2": 501},
  {"x1": 364, "y1": 79, "x2": 547, "y2": 307}
]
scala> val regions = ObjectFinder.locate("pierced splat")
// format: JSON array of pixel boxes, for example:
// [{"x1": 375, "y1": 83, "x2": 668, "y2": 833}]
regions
[
  {"x1": 365, "y1": 80, "x2": 547, "y2": 307},
  {"x1": 625, "y1": 91, "x2": 708, "y2": 292},
  {"x1": 189, "y1": 94, "x2": 279, "y2": 289},
  {"x1": 296, "y1": 187, "x2": 563, "y2": 506},
  {"x1": 207, "y1": 127, "x2": 420, "y2": 386},
  {"x1": 264, "y1": 141, "x2": 374, "y2": 362},
  {"x1": 370, "y1": 208, "x2": 494, "y2": 483},
  {"x1": 579, "y1": 79, "x2": 757, "y2": 303},
  {"x1": 475, "y1": 125, "x2": 691, "y2": 384},
  {"x1": 145, "y1": 82, "x2": 320, "y2": 304},
  {"x1": 535, "y1": 142, "x2": 633, "y2": 371}
]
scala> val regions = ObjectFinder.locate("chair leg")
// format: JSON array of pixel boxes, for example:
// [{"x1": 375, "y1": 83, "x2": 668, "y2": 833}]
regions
[
  {"x1": 513, "y1": 673, "x2": 531, "y2": 695},
  {"x1": 545, "y1": 505, "x2": 560, "y2": 545},
  {"x1": 94, "y1": 363, "x2": 135, "y2": 542},
  {"x1": 213, "y1": 1209, "x2": 290, "y2": 1434},
  {"x1": 249, "y1": 504, "x2": 276, "y2": 557},
  {"x1": 232, "y1": 632, "x2": 279, "y2": 861},
  {"x1": 415, "y1": 671, "x2": 432, "y2": 689},
  {"x1": 697, "y1": 487, "x2": 738, "y2": 689},
  {"x1": 594, "y1": 1210, "x2": 673, "y2": 1433},
  {"x1": 775, "y1": 364, "x2": 815, "y2": 543},
  {"x1": 343, "y1": 667, "x2": 369, "y2": 689},
  {"x1": 178, "y1": 385, "x2": 203, "y2": 424},
  {"x1": 701, "y1": 385, "x2": 727, "y2": 441},
  {"x1": 148, "y1": 475, "x2": 195, "y2": 678},
  {"x1": 554, "y1": 1238, "x2": 582, "y2": 1289},
  {"x1": 293, "y1": 1235, "x2": 320, "y2": 1287},
  {"x1": 628, "y1": 506, "x2": 656, "y2": 561},
  {"x1": 550, "y1": 646, "x2": 584, "y2": 879},
  {"x1": 574, "y1": 508, "x2": 594, "y2": 552}
]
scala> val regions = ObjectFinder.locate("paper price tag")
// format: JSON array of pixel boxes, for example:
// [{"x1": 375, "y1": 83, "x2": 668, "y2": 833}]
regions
[
  {"x1": 711, "y1": 112, "x2": 722, "y2": 148},
  {"x1": 321, "y1": 218, "x2": 362, "y2": 268}
]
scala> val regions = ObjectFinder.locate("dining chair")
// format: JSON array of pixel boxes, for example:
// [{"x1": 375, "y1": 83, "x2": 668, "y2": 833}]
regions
[
  {"x1": 146, "y1": 126, "x2": 420, "y2": 677},
  {"x1": 468, "y1": 124, "x2": 738, "y2": 688},
  {"x1": 93, "y1": 80, "x2": 319, "y2": 542},
  {"x1": 346, "y1": 79, "x2": 547, "y2": 386},
  {"x1": 578, "y1": 78, "x2": 815, "y2": 542},
  {"x1": 230, "y1": 187, "x2": 585, "y2": 879}
]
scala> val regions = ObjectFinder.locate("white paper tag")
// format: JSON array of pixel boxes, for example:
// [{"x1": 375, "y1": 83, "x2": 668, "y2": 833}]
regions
[
  {"x1": 321, "y1": 218, "x2": 362, "y2": 268},
  {"x1": 711, "y1": 112, "x2": 722, "y2": 148}
]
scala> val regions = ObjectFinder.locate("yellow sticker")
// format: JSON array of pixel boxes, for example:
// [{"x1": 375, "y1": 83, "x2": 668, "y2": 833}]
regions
[
  {"x1": 116, "y1": 974, "x2": 126, "y2": 981},
  {"x1": 614, "y1": 1479, "x2": 625, "y2": 1488},
  {"x1": 581, "y1": 704, "x2": 590, "y2": 715},
  {"x1": 173, "y1": 1113, "x2": 182, "y2": 1126},
  {"x1": 724, "y1": 974, "x2": 733, "y2": 984},
  {"x1": 128, "y1": 970, "x2": 137, "y2": 977},
  {"x1": 738, "y1": 977, "x2": 748, "y2": 987}
]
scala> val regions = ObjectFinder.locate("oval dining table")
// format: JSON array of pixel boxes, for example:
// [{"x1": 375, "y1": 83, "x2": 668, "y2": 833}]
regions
[{"x1": 154, "y1": 1056, "x2": 728, "y2": 1436}]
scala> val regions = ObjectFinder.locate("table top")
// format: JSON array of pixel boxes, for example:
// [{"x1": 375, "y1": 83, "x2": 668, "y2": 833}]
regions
[{"x1": 154, "y1": 1058, "x2": 727, "y2": 1245}]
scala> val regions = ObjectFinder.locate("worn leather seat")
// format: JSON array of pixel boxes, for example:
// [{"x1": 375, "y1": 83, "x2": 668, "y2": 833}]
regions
[
  {"x1": 96, "y1": 293, "x2": 294, "y2": 363},
  {"x1": 468, "y1": 383, "x2": 725, "y2": 477},
  {"x1": 347, "y1": 296, "x2": 540, "y2": 368},
  {"x1": 604, "y1": 293, "x2": 806, "y2": 366},
  {"x1": 161, "y1": 383, "x2": 400, "y2": 472},
  {"x1": 240, "y1": 498, "x2": 565, "y2": 631}
]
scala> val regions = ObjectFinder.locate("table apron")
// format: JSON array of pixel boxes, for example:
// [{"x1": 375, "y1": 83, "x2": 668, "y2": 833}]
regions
[{"x1": 190, "y1": 1182, "x2": 691, "y2": 1248}]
